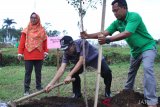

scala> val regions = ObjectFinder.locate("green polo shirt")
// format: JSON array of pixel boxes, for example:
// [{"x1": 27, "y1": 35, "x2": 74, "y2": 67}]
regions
[{"x1": 106, "y1": 12, "x2": 156, "y2": 58}]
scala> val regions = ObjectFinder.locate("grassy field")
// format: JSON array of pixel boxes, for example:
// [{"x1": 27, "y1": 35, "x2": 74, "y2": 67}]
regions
[{"x1": 0, "y1": 62, "x2": 160, "y2": 102}]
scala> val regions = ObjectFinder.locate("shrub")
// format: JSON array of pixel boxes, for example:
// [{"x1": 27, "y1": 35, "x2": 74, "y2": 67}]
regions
[
  {"x1": 1, "y1": 54, "x2": 23, "y2": 66},
  {"x1": 105, "y1": 52, "x2": 130, "y2": 64},
  {"x1": 43, "y1": 53, "x2": 62, "y2": 66},
  {"x1": 1, "y1": 53, "x2": 62, "y2": 66},
  {"x1": 1, "y1": 45, "x2": 160, "y2": 66}
]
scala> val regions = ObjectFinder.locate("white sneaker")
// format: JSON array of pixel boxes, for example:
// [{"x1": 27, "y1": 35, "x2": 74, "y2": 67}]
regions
[{"x1": 24, "y1": 91, "x2": 30, "y2": 96}]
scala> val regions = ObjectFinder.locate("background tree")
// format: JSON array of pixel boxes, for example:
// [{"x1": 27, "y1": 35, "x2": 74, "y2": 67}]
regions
[
  {"x1": 44, "y1": 22, "x2": 52, "y2": 30},
  {"x1": 0, "y1": 28, "x2": 21, "y2": 43},
  {"x1": 62, "y1": 30, "x2": 68, "y2": 35},
  {"x1": 0, "y1": 28, "x2": 6, "y2": 42},
  {"x1": 66, "y1": 0, "x2": 102, "y2": 16},
  {"x1": 2, "y1": 18, "x2": 17, "y2": 42},
  {"x1": 43, "y1": 22, "x2": 62, "y2": 37},
  {"x1": 66, "y1": 0, "x2": 102, "y2": 29},
  {"x1": 9, "y1": 28, "x2": 22, "y2": 40},
  {"x1": 47, "y1": 30, "x2": 61, "y2": 37}
]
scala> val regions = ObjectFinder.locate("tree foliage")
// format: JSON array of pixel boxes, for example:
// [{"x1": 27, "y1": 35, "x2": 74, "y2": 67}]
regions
[
  {"x1": 2, "y1": 18, "x2": 18, "y2": 42},
  {"x1": 3, "y1": 18, "x2": 16, "y2": 29},
  {"x1": 66, "y1": 0, "x2": 102, "y2": 30},
  {"x1": 66, "y1": 0, "x2": 102, "y2": 17},
  {"x1": 47, "y1": 30, "x2": 61, "y2": 37},
  {"x1": 0, "y1": 28, "x2": 21, "y2": 42},
  {"x1": 43, "y1": 22, "x2": 61, "y2": 37}
]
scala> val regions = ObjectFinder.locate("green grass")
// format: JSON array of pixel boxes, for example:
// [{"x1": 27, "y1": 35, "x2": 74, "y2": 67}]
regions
[
  {"x1": 0, "y1": 63, "x2": 160, "y2": 102},
  {"x1": 0, "y1": 46, "x2": 160, "y2": 102}
]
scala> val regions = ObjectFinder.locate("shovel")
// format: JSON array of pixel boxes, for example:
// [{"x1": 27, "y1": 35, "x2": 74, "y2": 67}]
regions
[{"x1": 7, "y1": 78, "x2": 75, "y2": 107}]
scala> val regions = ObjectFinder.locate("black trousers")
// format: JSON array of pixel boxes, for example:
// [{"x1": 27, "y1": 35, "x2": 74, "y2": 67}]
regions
[
  {"x1": 71, "y1": 59, "x2": 112, "y2": 96},
  {"x1": 24, "y1": 60, "x2": 43, "y2": 91}
]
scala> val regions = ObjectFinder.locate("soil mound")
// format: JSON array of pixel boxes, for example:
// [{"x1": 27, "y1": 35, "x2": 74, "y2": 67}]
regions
[
  {"x1": 109, "y1": 89, "x2": 160, "y2": 107},
  {"x1": 17, "y1": 96, "x2": 105, "y2": 107},
  {"x1": 16, "y1": 90, "x2": 160, "y2": 107}
]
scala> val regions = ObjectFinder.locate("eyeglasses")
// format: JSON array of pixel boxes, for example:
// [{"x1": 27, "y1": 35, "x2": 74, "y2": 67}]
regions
[{"x1": 30, "y1": 17, "x2": 37, "y2": 19}]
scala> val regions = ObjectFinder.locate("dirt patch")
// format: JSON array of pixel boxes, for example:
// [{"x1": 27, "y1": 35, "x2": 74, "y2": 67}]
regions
[
  {"x1": 109, "y1": 89, "x2": 160, "y2": 107},
  {"x1": 17, "y1": 96, "x2": 105, "y2": 107},
  {"x1": 17, "y1": 90, "x2": 160, "y2": 107}
]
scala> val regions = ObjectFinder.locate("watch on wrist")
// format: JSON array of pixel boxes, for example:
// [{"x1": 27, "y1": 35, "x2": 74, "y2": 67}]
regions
[{"x1": 105, "y1": 38, "x2": 111, "y2": 44}]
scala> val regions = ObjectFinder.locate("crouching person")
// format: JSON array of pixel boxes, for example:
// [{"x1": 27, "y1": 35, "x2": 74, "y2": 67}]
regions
[{"x1": 45, "y1": 36, "x2": 112, "y2": 98}]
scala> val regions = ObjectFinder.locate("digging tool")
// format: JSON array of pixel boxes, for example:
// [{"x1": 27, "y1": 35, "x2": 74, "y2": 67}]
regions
[
  {"x1": 56, "y1": 48, "x2": 61, "y2": 96},
  {"x1": 7, "y1": 78, "x2": 75, "y2": 107},
  {"x1": 94, "y1": 0, "x2": 107, "y2": 107},
  {"x1": 79, "y1": 1, "x2": 88, "y2": 107}
]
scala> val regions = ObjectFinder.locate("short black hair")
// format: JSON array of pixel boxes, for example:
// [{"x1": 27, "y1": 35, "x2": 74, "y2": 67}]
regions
[{"x1": 111, "y1": 0, "x2": 128, "y2": 9}]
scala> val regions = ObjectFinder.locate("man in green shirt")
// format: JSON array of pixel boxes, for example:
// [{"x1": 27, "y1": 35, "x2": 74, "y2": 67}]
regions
[{"x1": 81, "y1": 0, "x2": 157, "y2": 107}]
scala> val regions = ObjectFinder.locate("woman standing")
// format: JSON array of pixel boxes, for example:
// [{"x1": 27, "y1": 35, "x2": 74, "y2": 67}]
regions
[{"x1": 18, "y1": 12, "x2": 48, "y2": 96}]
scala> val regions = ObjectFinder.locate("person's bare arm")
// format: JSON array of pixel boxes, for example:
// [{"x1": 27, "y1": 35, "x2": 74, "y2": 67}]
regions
[
  {"x1": 80, "y1": 30, "x2": 110, "y2": 39},
  {"x1": 64, "y1": 56, "x2": 83, "y2": 83},
  {"x1": 98, "y1": 31, "x2": 131, "y2": 45},
  {"x1": 45, "y1": 63, "x2": 67, "y2": 92},
  {"x1": 109, "y1": 31, "x2": 131, "y2": 41}
]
